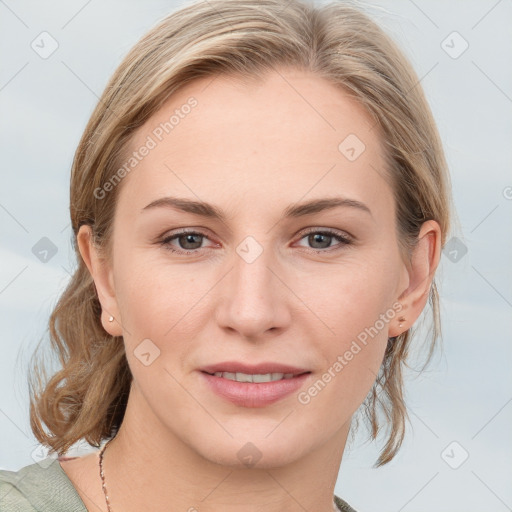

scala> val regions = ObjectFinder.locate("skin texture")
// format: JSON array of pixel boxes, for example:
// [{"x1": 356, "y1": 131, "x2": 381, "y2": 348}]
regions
[{"x1": 64, "y1": 68, "x2": 441, "y2": 512}]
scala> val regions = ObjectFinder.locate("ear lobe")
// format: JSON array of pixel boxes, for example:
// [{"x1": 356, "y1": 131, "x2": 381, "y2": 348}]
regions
[
  {"x1": 389, "y1": 220, "x2": 442, "y2": 337},
  {"x1": 76, "y1": 225, "x2": 123, "y2": 337}
]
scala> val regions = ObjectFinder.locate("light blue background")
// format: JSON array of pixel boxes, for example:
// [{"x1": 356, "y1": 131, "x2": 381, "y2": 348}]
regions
[{"x1": 1, "y1": 1, "x2": 511, "y2": 511}]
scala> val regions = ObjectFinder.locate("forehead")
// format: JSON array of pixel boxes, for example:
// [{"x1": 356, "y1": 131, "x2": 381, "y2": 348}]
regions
[{"x1": 117, "y1": 68, "x2": 391, "y2": 218}]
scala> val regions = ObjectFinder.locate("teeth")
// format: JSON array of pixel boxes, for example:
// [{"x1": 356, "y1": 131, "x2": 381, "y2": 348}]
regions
[
  {"x1": 236, "y1": 372, "x2": 254, "y2": 383},
  {"x1": 212, "y1": 372, "x2": 296, "y2": 383}
]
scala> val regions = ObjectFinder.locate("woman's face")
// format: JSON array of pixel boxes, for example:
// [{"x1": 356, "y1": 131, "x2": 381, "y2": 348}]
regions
[{"x1": 89, "y1": 68, "x2": 413, "y2": 467}]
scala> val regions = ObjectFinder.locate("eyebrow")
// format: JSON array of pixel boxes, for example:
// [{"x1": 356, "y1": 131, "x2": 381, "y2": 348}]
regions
[{"x1": 141, "y1": 196, "x2": 372, "y2": 221}]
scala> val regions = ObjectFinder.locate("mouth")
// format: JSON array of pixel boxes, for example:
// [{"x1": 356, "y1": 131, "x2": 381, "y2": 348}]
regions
[
  {"x1": 199, "y1": 361, "x2": 311, "y2": 383},
  {"x1": 198, "y1": 362, "x2": 312, "y2": 407},
  {"x1": 201, "y1": 370, "x2": 310, "y2": 383}
]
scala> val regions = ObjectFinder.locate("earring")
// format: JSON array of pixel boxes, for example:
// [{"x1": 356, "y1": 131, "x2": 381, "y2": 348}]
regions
[
  {"x1": 108, "y1": 315, "x2": 114, "y2": 322},
  {"x1": 398, "y1": 316, "x2": 405, "y2": 328}
]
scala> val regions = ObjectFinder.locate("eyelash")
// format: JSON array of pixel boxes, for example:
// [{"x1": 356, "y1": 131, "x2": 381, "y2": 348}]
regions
[{"x1": 158, "y1": 228, "x2": 353, "y2": 255}]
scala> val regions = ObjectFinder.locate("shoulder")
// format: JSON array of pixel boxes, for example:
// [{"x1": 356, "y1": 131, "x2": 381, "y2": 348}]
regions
[
  {"x1": 334, "y1": 493, "x2": 359, "y2": 512},
  {"x1": 0, "y1": 457, "x2": 87, "y2": 512},
  {"x1": 0, "y1": 476, "x2": 32, "y2": 512}
]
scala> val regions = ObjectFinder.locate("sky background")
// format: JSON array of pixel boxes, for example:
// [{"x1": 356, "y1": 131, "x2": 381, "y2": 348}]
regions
[{"x1": 0, "y1": 1, "x2": 511, "y2": 511}]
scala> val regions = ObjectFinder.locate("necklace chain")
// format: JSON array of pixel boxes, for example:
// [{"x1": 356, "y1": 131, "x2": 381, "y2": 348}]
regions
[{"x1": 99, "y1": 438, "x2": 114, "y2": 512}]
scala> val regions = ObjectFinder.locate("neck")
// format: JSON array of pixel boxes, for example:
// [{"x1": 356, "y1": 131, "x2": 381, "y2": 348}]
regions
[{"x1": 101, "y1": 383, "x2": 349, "y2": 512}]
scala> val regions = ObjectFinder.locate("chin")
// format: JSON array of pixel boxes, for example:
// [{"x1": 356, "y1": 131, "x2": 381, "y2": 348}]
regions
[{"x1": 190, "y1": 428, "x2": 313, "y2": 469}]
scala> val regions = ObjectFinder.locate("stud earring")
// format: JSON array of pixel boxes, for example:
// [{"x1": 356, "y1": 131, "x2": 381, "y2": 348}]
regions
[
  {"x1": 398, "y1": 316, "x2": 405, "y2": 328},
  {"x1": 108, "y1": 315, "x2": 114, "y2": 322}
]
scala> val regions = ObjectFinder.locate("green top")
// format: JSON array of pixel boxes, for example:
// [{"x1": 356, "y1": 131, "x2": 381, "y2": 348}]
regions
[{"x1": 0, "y1": 457, "x2": 357, "y2": 512}]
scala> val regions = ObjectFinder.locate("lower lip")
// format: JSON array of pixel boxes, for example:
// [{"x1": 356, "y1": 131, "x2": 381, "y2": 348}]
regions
[{"x1": 199, "y1": 371, "x2": 311, "y2": 408}]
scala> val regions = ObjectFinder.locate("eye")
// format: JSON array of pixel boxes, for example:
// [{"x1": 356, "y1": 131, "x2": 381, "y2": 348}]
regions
[
  {"x1": 295, "y1": 228, "x2": 353, "y2": 252},
  {"x1": 159, "y1": 230, "x2": 215, "y2": 255}
]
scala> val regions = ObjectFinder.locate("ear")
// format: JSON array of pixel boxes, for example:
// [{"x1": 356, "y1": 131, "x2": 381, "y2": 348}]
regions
[
  {"x1": 389, "y1": 220, "x2": 442, "y2": 338},
  {"x1": 77, "y1": 225, "x2": 123, "y2": 337}
]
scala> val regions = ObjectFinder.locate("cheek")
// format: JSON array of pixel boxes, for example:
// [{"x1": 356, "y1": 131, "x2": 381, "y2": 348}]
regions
[
  {"x1": 113, "y1": 249, "x2": 198, "y2": 334},
  {"x1": 297, "y1": 251, "x2": 400, "y2": 337},
  {"x1": 293, "y1": 256, "x2": 397, "y2": 408},
  {"x1": 296, "y1": 283, "x2": 391, "y2": 422}
]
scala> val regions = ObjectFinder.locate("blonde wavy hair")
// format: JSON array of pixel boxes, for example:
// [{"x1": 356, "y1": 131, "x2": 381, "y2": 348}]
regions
[{"x1": 28, "y1": 0, "x2": 453, "y2": 467}]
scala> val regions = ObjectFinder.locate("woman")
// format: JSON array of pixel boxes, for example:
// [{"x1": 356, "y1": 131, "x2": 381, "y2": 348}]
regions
[{"x1": 0, "y1": 0, "x2": 453, "y2": 510}]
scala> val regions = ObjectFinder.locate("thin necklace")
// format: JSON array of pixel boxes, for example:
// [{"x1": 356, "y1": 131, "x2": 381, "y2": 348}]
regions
[{"x1": 99, "y1": 438, "x2": 114, "y2": 512}]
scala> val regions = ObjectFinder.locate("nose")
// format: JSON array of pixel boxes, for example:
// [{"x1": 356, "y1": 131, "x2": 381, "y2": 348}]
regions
[{"x1": 214, "y1": 245, "x2": 292, "y2": 340}]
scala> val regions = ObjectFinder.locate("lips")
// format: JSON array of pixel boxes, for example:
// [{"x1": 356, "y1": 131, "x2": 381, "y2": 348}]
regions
[
  {"x1": 200, "y1": 361, "x2": 310, "y2": 376},
  {"x1": 198, "y1": 361, "x2": 312, "y2": 407},
  {"x1": 199, "y1": 370, "x2": 311, "y2": 407}
]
